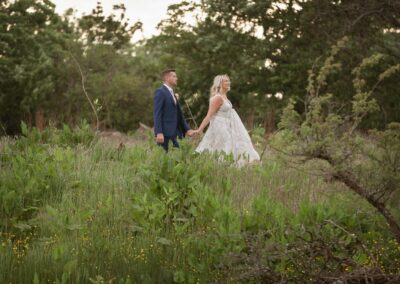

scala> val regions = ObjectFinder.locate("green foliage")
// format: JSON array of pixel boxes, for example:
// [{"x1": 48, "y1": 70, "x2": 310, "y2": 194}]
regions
[
  {"x1": 0, "y1": 1, "x2": 152, "y2": 134},
  {"x1": 276, "y1": 39, "x2": 400, "y2": 244},
  {"x1": 141, "y1": 0, "x2": 400, "y2": 130},
  {"x1": 18, "y1": 120, "x2": 96, "y2": 147},
  {"x1": 1, "y1": 0, "x2": 400, "y2": 281},
  {"x1": 77, "y1": 3, "x2": 142, "y2": 49},
  {"x1": 0, "y1": 0, "x2": 70, "y2": 133},
  {"x1": 0, "y1": 121, "x2": 95, "y2": 233},
  {"x1": 1, "y1": 128, "x2": 400, "y2": 283},
  {"x1": 2, "y1": 0, "x2": 399, "y2": 134},
  {"x1": 132, "y1": 143, "x2": 220, "y2": 234},
  {"x1": 82, "y1": 45, "x2": 153, "y2": 131},
  {"x1": 143, "y1": 0, "x2": 272, "y2": 125}
]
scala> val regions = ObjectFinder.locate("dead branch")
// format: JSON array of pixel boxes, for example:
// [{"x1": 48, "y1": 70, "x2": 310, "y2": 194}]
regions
[{"x1": 70, "y1": 52, "x2": 99, "y2": 131}]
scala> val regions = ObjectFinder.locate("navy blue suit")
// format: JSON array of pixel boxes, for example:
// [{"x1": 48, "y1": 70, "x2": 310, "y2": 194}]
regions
[{"x1": 153, "y1": 85, "x2": 190, "y2": 151}]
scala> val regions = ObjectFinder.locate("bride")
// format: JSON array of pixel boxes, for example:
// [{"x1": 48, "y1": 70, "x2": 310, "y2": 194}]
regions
[{"x1": 193, "y1": 74, "x2": 260, "y2": 166}]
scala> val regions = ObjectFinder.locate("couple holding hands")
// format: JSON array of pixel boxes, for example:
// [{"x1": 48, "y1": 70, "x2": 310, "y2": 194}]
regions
[{"x1": 153, "y1": 69, "x2": 260, "y2": 166}]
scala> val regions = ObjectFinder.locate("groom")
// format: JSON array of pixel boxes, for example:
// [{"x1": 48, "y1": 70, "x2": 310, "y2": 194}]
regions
[{"x1": 153, "y1": 69, "x2": 193, "y2": 151}]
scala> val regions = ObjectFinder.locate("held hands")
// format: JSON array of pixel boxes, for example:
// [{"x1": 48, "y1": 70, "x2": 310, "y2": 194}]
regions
[
  {"x1": 157, "y1": 130, "x2": 201, "y2": 143},
  {"x1": 186, "y1": 130, "x2": 194, "y2": 137},
  {"x1": 191, "y1": 129, "x2": 203, "y2": 136},
  {"x1": 186, "y1": 129, "x2": 202, "y2": 138}
]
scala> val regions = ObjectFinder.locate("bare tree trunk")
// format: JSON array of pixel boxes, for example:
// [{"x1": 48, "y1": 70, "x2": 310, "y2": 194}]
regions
[
  {"x1": 333, "y1": 171, "x2": 400, "y2": 244},
  {"x1": 318, "y1": 153, "x2": 400, "y2": 243},
  {"x1": 35, "y1": 108, "x2": 45, "y2": 131},
  {"x1": 264, "y1": 111, "x2": 275, "y2": 139},
  {"x1": 246, "y1": 112, "x2": 255, "y2": 129},
  {"x1": 25, "y1": 112, "x2": 33, "y2": 128}
]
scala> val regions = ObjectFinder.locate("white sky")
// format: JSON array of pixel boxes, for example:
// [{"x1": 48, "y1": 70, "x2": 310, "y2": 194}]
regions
[{"x1": 52, "y1": 0, "x2": 185, "y2": 41}]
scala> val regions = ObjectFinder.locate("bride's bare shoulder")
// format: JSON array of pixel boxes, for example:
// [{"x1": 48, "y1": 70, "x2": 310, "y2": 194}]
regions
[
  {"x1": 211, "y1": 93, "x2": 225, "y2": 100},
  {"x1": 210, "y1": 94, "x2": 224, "y2": 104}
]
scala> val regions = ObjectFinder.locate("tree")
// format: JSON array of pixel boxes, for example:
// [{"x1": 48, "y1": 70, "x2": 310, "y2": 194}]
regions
[
  {"x1": 77, "y1": 2, "x2": 142, "y2": 49},
  {"x1": 0, "y1": 0, "x2": 71, "y2": 134},
  {"x1": 143, "y1": 1, "x2": 273, "y2": 130},
  {"x1": 144, "y1": 0, "x2": 400, "y2": 131},
  {"x1": 0, "y1": 1, "x2": 152, "y2": 133},
  {"x1": 82, "y1": 44, "x2": 153, "y2": 131},
  {"x1": 71, "y1": 3, "x2": 152, "y2": 130},
  {"x1": 276, "y1": 38, "x2": 400, "y2": 242}
]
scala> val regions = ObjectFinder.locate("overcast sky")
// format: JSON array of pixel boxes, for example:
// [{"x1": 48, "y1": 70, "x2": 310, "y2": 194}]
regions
[{"x1": 52, "y1": 0, "x2": 184, "y2": 41}]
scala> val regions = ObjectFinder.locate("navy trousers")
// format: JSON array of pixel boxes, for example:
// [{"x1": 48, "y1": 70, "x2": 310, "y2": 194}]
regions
[{"x1": 158, "y1": 136, "x2": 179, "y2": 152}]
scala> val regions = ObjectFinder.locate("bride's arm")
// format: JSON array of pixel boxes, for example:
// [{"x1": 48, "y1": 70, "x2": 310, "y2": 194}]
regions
[{"x1": 196, "y1": 95, "x2": 224, "y2": 133}]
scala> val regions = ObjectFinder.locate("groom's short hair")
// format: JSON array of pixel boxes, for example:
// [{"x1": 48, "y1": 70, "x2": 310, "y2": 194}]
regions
[{"x1": 161, "y1": 69, "x2": 176, "y2": 80}]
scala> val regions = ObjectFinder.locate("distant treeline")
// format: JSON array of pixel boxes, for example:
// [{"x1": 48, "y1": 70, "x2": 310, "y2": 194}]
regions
[{"x1": 1, "y1": 0, "x2": 399, "y2": 134}]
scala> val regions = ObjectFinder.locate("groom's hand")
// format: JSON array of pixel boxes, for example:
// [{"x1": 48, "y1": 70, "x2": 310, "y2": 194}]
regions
[
  {"x1": 156, "y1": 133, "x2": 164, "y2": 144},
  {"x1": 191, "y1": 129, "x2": 202, "y2": 136},
  {"x1": 186, "y1": 130, "x2": 194, "y2": 137}
]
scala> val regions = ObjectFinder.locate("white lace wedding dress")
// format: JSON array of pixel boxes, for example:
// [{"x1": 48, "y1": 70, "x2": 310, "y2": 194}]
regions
[{"x1": 195, "y1": 96, "x2": 260, "y2": 166}]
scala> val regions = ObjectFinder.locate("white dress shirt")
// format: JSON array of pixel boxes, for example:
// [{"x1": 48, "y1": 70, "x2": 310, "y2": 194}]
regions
[{"x1": 163, "y1": 83, "x2": 176, "y2": 104}]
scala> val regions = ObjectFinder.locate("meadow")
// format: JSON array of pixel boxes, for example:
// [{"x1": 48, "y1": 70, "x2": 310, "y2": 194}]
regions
[{"x1": 0, "y1": 124, "x2": 399, "y2": 283}]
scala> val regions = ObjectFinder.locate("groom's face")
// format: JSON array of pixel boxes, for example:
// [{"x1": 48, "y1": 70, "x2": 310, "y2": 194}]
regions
[{"x1": 166, "y1": 72, "x2": 178, "y2": 87}]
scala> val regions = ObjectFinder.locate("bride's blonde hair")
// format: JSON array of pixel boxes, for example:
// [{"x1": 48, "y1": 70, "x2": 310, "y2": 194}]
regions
[{"x1": 210, "y1": 74, "x2": 230, "y2": 98}]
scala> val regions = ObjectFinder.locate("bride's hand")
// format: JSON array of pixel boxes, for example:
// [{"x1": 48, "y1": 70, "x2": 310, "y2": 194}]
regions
[{"x1": 193, "y1": 129, "x2": 202, "y2": 136}]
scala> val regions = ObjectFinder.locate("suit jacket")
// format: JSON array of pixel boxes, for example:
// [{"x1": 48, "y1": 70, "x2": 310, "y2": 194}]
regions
[{"x1": 153, "y1": 85, "x2": 190, "y2": 138}]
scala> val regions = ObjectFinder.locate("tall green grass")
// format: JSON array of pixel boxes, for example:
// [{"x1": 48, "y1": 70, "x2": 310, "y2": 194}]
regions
[{"x1": 0, "y1": 126, "x2": 399, "y2": 283}]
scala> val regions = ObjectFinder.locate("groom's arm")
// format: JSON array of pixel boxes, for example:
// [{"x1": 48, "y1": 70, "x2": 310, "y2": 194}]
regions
[
  {"x1": 177, "y1": 103, "x2": 191, "y2": 136},
  {"x1": 154, "y1": 89, "x2": 165, "y2": 136}
]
